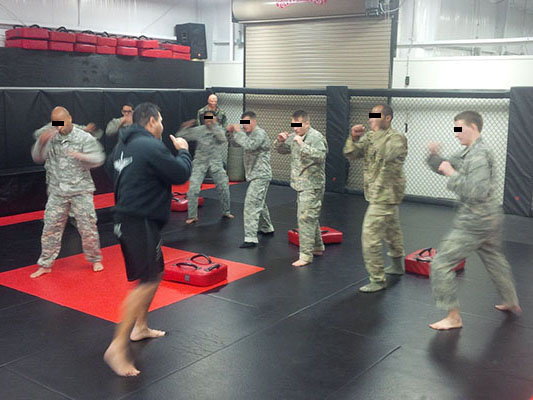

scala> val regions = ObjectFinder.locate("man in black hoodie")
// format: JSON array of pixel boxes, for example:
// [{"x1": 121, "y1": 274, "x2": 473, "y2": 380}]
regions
[{"x1": 104, "y1": 103, "x2": 192, "y2": 377}]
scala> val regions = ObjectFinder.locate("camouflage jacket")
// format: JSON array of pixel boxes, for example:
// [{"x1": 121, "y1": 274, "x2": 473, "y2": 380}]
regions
[
  {"x1": 274, "y1": 127, "x2": 328, "y2": 191},
  {"x1": 229, "y1": 126, "x2": 272, "y2": 181},
  {"x1": 427, "y1": 137, "x2": 500, "y2": 220},
  {"x1": 196, "y1": 105, "x2": 228, "y2": 129},
  {"x1": 32, "y1": 125, "x2": 105, "y2": 195},
  {"x1": 105, "y1": 117, "x2": 132, "y2": 137},
  {"x1": 344, "y1": 127, "x2": 407, "y2": 205},
  {"x1": 177, "y1": 124, "x2": 227, "y2": 165}
]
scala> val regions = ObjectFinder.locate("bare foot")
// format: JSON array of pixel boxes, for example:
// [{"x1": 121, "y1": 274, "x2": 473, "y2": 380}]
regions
[
  {"x1": 292, "y1": 259, "x2": 311, "y2": 267},
  {"x1": 223, "y1": 213, "x2": 234, "y2": 219},
  {"x1": 186, "y1": 217, "x2": 198, "y2": 224},
  {"x1": 495, "y1": 304, "x2": 522, "y2": 314},
  {"x1": 313, "y1": 250, "x2": 324, "y2": 256},
  {"x1": 130, "y1": 327, "x2": 166, "y2": 342},
  {"x1": 104, "y1": 343, "x2": 140, "y2": 377},
  {"x1": 429, "y1": 316, "x2": 463, "y2": 331},
  {"x1": 30, "y1": 267, "x2": 52, "y2": 278},
  {"x1": 93, "y1": 262, "x2": 104, "y2": 272}
]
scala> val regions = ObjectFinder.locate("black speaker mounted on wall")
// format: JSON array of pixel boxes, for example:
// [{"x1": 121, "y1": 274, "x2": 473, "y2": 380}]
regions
[{"x1": 175, "y1": 23, "x2": 207, "y2": 60}]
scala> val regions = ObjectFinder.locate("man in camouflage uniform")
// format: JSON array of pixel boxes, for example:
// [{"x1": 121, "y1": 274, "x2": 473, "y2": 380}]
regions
[
  {"x1": 177, "y1": 111, "x2": 233, "y2": 224},
  {"x1": 344, "y1": 104, "x2": 408, "y2": 293},
  {"x1": 30, "y1": 106, "x2": 105, "y2": 278},
  {"x1": 105, "y1": 103, "x2": 134, "y2": 137},
  {"x1": 426, "y1": 110, "x2": 520, "y2": 330},
  {"x1": 275, "y1": 110, "x2": 328, "y2": 267},
  {"x1": 227, "y1": 111, "x2": 274, "y2": 248},
  {"x1": 196, "y1": 94, "x2": 227, "y2": 129}
]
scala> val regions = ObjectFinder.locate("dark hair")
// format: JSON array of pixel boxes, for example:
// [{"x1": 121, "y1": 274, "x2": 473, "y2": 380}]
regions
[
  {"x1": 202, "y1": 110, "x2": 215, "y2": 120},
  {"x1": 123, "y1": 103, "x2": 134, "y2": 110},
  {"x1": 133, "y1": 103, "x2": 161, "y2": 126},
  {"x1": 241, "y1": 111, "x2": 257, "y2": 119},
  {"x1": 291, "y1": 110, "x2": 309, "y2": 121},
  {"x1": 375, "y1": 104, "x2": 393, "y2": 120},
  {"x1": 454, "y1": 110, "x2": 483, "y2": 132}
]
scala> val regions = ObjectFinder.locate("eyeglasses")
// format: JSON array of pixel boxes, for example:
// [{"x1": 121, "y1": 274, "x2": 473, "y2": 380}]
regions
[{"x1": 122, "y1": 110, "x2": 133, "y2": 114}]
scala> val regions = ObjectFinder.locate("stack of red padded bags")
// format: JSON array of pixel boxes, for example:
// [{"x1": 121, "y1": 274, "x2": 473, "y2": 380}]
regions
[{"x1": 5, "y1": 25, "x2": 191, "y2": 60}]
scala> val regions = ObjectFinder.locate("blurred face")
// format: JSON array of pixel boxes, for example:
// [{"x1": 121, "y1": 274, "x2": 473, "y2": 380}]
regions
[
  {"x1": 207, "y1": 95, "x2": 218, "y2": 108},
  {"x1": 122, "y1": 105, "x2": 133, "y2": 117},
  {"x1": 454, "y1": 120, "x2": 478, "y2": 146},
  {"x1": 204, "y1": 113, "x2": 217, "y2": 128},
  {"x1": 291, "y1": 117, "x2": 310, "y2": 136},
  {"x1": 147, "y1": 112, "x2": 164, "y2": 140},
  {"x1": 241, "y1": 117, "x2": 256, "y2": 133},
  {"x1": 368, "y1": 105, "x2": 391, "y2": 132},
  {"x1": 51, "y1": 108, "x2": 73, "y2": 135}
]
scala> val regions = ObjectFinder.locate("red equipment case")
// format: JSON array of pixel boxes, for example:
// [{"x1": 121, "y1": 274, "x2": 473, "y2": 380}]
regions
[
  {"x1": 6, "y1": 39, "x2": 48, "y2": 50},
  {"x1": 97, "y1": 36, "x2": 117, "y2": 47},
  {"x1": 49, "y1": 41, "x2": 74, "y2": 52},
  {"x1": 117, "y1": 38, "x2": 137, "y2": 47},
  {"x1": 74, "y1": 43, "x2": 96, "y2": 53},
  {"x1": 161, "y1": 43, "x2": 190, "y2": 53},
  {"x1": 136, "y1": 39, "x2": 159, "y2": 49},
  {"x1": 170, "y1": 193, "x2": 204, "y2": 212},
  {"x1": 139, "y1": 49, "x2": 172, "y2": 58},
  {"x1": 96, "y1": 45, "x2": 116, "y2": 55},
  {"x1": 405, "y1": 248, "x2": 465, "y2": 277},
  {"x1": 6, "y1": 26, "x2": 49, "y2": 40},
  {"x1": 163, "y1": 254, "x2": 228, "y2": 286},
  {"x1": 172, "y1": 52, "x2": 191, "y2": 60},
  {"x1": 288, "y1": 226, "x2": 343, "y2": 246},
  {"x1": 49, "y1": 28, "x2": 76, "y2": 43},
  {"x1": 75, "y1": 32, "x2": 98, "y2": 44},
  {"x1": 116, "y1": 46, "x2": 138, "y2": 56}
]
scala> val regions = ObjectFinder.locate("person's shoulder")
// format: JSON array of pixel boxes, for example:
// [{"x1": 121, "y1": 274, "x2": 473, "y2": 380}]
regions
[
  {"x1": 388, "y1": 127, "x2": 406, "y2": 138},
  {"x1": 72, "y1": 126, "x2": 93, "y2": 140}
]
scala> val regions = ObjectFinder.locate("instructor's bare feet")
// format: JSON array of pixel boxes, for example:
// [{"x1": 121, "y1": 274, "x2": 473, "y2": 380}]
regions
[
  {"x1": 93, "y1": 262, "x2": 104, "y2": 272},
  {"x1": 292, "y1": 259, "x2": 310, "y2": 267},
  {"x1": 104, "y1": 343, "x2": 140, "y2": 377},
  {"x1": 495, "y1": 304, "x2": 522, "y2": 314},
  {"x1": 130, "y1": 327, "x2": 166, "y2": 342},
  {"x1": 186, "y1": 217, "x2": 198, "y2": 224},
  {"x1": 222, "y1": 213, "x2": 234, "y2": 219},
  {"x1": 430, "y1": 310, "x2": 463, "y2": 331},
  {"x1": 30, "y1": 267, "x2": 51, "y2": 278}
]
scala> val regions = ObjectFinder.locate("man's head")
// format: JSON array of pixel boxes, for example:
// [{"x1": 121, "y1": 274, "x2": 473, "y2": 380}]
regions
[
  {"x1": 368, "y1": 104, "x2": 393, "y2": 132},
  {"x1": 133, "y1": 102, "x2": 164, "y2": 139},
  {"x1": 454, "y1": 111, "x2": 482, "y2": 146},
  {"x1": 207, "y1": 94, "x2": 218, "y2": 109},
  {"x1": 51, "y1": 106, "x2": 73, "y2": 135},
  {"x1": 203, "y1": 110, "x2": 217, "y2": 128},
  {"x1": 240, "y1": 111, "x2": 257, "y2": 133},
  {"x1": 291, "y1": 110, "x2": 310, "y2": 136},
  {"x1": 122, "y1": 103, "x2": 134, "y2": 116}
]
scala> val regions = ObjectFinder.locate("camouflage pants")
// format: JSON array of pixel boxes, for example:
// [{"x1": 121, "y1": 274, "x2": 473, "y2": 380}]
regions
[
  {"x1": 187, "y1": 160, "x2": 230, "y2": 219},
  {"x1": 244, "y1": 178, "x2": 274, "y2": 243},
  {"x1": 362, "y1": 203, "x2": 404, "y2": 283},
  {"x1": 297, "y1": 188, "x2": 325, "y2": 263},
  {"x1": 38, "y1": 192, "x2": 102, "y2": 269},
  {"x1": 431, "y1": 213, "x2": 519, "y2": 310}
]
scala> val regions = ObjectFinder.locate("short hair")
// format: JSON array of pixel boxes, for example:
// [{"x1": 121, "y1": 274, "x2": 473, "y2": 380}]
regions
[
  {"x1": 375, "y1": 104, "x2": 393, "y2": 120},
  {"x1": 291, "y1": 110, "x2": 309, "y2": 121},
  {"x1": 133, "y1": 102, "x2": 161, "y2": 126},
  {"x1": 241, "y1": 111, "x2": 257, "y2": 119},
  {"x1": 202, "y1": 110, "x2": 215, "y2": 120},
  {"x1": 454, "y1": 111, "x2": 483, "y2": 132},
  {"x1": 123, "y1": 103, "x2": 134, "y2": 110}
]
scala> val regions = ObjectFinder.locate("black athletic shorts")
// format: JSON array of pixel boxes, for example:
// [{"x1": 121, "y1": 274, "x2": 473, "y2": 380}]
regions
[{"x1": 114, "y1": 214, "x2": 164, "y2": 283}]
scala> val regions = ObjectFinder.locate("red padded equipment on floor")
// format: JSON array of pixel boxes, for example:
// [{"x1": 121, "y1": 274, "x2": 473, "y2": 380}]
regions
[
  {"x1": 173, "y1": 52, "x2": 191, "y2": 60},
  {"x1": 49, "y1": 41, "x2": 74, "y2": 52},
  {"x1": 136, "y1": 39, "x2": 159, "y2": 49},
  {"x1": 170, "y1": 192, "x2": 204, "y2": 212},
  {"x1": 117, "y1": 37, "x2": 137, "y2": 47},
  {"x1": 116, "y1": 46, "x2": 138, "y2": 56},
  {"x1": 96, "y1": 36, "x2": 117, "y2": 47},
  {"x1": 96, "y1": 45, "x2": 116, "y2": 55},
  {"x1": 405, "y1": 247, "x2": 465, "y2": 277},
  {"x1": 288, "y1": 226, "x2": 343, "y2": 246},
  {"x1": 6, "y1": 39, "x2": 48, "y2": 50},
  {"x1": 6, "y1": 26, "x2": 49, "y2": 40},
  {"x1": 49, "y1": 29, "x2": 75, "y2": 43},
  {"x1": 139, "y1": 48, "x2": 172, "y2": 58},
  {"x1": 74, "y1": 43, "x2": 96, "y2": 53},
  {"x1": 163, "y1": 254, "x2": 228, "y2": 287},
  {"x1": 75, "y1": 32, "x2": 98, "y2": 44}
]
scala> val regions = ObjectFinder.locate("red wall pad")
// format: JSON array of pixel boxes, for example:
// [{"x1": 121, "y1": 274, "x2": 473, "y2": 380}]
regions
[
  {"x1": 116, "y1": 46, "x2": 138, "y2": 56},
  {"x1": 96, "y1": 45, "x2": 116, "y2": 55},
  {"x1": 75, "y1": 33, "x2": 98, "y2": 44},
  {"x1": 97, "y1": 36, "x2": 117, "y2": 47},
  {"x1": 173, "y1": 52, "x2": 191, "y2": 60},
  {"x1": 6, "y1": 39, "x2": 48, "y2": 50},
  {"x1": 139, "y1": 49, "x2": 172, "y2": 58},
  {"x1": 288, "y1": 226, "x2": 343, "y2": 246},
  {"x1": 6, "y1": 27, "x2": 49, "y2": 40},
  {"x1": 136, "y1": 39, "x2": 159, "y2": 49},
  {"x1": 49, "y1": 41, "x2": 74, "y2": 52},
  {"x1": 117, "y1": 37, "x2": 137, "y2": 47},
  {"x1": 74, "y1": 43, "x2": 96, "y2": 53},
  {"x1": 405, "y1": 248, "x2": 466, "y2": 277},
  {"x1": 49, "y1": 31, "x2": 76, "y2": 43}
]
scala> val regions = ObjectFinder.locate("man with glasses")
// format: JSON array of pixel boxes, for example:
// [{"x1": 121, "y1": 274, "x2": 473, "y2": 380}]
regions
[{"x1": 105, "y1": 103, "x2": 134, "y2": 137}]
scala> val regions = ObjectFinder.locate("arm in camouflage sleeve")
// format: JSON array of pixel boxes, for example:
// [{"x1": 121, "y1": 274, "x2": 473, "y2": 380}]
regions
[
  {"x1": 446, "y1": 151, "x2": 492, "y2": 201},
  {"x1": 80, "y1": 135, "x2": 106, "y2": 168},
  {"x1": 343, "y1": 134, "x2": 368, "y2": 160},
  {"x1": 300, "y1": 134, "x2": 327, "y2": 163},
  {"x1": 31, "y1": 134, "x2": 52, "y2": 164},
  {"x1": 383, "y1": 134, "x2": 407, "y2": 163},
  {"x1": 176, "y1": 126, "x2": 201, "y2": 141},
  {"x1": 212, "y1": 125, "x2": 227, "y2": 144},
  {"x1": 427, "y1": 154, "x2": 446, "y2": 174},
  {"x1": 274, "y1": 135, "x2": 292, "y2": 154},
  {"x1": 105, "y1": 118, "x2": 121, "y2": 136},
  {"x1": 232, "y1": 130, "x2": 267, "y2": 151}
]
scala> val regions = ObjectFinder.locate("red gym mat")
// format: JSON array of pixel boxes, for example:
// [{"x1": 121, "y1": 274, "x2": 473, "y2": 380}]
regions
[{"x1": 0, "y1": 245, "x2": 263, "y2": 323}]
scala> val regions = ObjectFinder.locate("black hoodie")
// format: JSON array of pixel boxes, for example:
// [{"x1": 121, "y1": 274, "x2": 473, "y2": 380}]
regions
[{"x1": 106, "y1": 124, "x2": 192, "y2": 225}]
